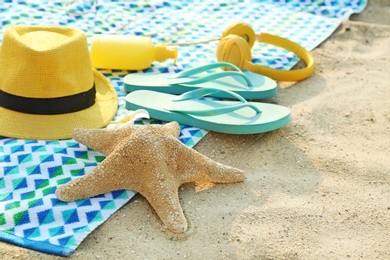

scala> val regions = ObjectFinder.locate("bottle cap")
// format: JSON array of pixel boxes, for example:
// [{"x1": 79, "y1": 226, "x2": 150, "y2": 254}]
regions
[{"x1": 154, "y1": 45, "x2": 178, "y2": 64}]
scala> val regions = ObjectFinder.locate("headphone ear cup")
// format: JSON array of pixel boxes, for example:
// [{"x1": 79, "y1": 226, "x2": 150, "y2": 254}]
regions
[
  {"x1": 221, "y1": 21, "x2": 256, "y2": 48},
  {"x1": 216, "y1": 35, "x2": 252, "y2": 70}
]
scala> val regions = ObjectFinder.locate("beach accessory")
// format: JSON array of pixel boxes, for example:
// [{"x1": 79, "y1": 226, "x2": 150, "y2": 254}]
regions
[
  {"x1": 90, "y1": 34, "x2": 177, "y2": 70},
  {"x1": 0, "y1": 25, "x2": 118, "y2": 140},
  {"x1": 163, "y1": 21, "x2": 314, "y2": 82},
  {"x1": 56, "y1": 121, "x2": 245, "y2": 233},
  {"x1": 126, "y1": 88, "x2": 290, "y2": 134},
  {"x1": 124, "y1": 62, "x2": 277, "y2": 99},
  {"x1": 216, "y1": 22, "x2": 315, "y2": 82}
]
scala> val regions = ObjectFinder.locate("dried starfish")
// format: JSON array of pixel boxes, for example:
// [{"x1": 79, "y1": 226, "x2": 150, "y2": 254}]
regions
[{"x1": 55, "y1": 122, "x2": 245, "y2": 233}]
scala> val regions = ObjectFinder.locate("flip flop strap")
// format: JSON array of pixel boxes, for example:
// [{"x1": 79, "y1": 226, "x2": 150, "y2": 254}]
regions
[
  {"x1": 168, "y1": 62, "x2": 253, "y2": 87},
  {"x1": 164, "y1": 88, "x2": 261, "y2": 116},
  {"x1": 171, "y1": 62, "x2": 241, "y2": 77}
]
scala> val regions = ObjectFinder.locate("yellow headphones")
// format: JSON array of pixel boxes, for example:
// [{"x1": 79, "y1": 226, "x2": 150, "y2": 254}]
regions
[{"x1": 216, "y1": 21, "x2": 314, "y2": 82}]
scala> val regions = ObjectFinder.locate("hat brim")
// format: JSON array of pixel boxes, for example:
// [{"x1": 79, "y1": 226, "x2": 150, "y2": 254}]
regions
[{"x1": 0, "y1": 69, "x2": 118, "y2": 140}]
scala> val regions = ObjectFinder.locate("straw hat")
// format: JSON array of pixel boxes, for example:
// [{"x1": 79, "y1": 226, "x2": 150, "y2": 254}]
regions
[{"x1": 0, "y1": 25, "x2": 118, "y2": 140}]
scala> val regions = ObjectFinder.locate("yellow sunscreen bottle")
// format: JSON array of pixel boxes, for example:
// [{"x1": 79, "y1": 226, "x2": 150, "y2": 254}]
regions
[{"x1": 90, "y1": 35, "x2": 178, "y2": 70}]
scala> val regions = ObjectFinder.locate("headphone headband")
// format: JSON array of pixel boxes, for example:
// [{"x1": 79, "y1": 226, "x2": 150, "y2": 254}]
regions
[{"x1": 254, "y1": 32, "x2": 315, "y2": 81}]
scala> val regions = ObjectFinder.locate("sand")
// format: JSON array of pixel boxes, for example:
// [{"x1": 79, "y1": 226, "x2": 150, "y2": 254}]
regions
[{"x1": 1, "y1": 0, "x2": 389, "y2": 259}]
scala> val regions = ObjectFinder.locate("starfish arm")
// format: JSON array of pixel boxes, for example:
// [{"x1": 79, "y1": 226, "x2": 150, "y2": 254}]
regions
[
  {"x1": 55, "y1": 153, "x2": 136, "y2": 202},
  {"x1": 73, "y1": 122, "x2": 180, "y2": 156},
  {"x1": 169, "y1": 139, "x2": 246, "y2": 184},
  {"x1": 141, "y1": 178, "x2": 187, "y2": 233},
  {"x1": 161, "y1": 121, "x2": 181, "y2": 138},
  {"x1": 73, "y1": 127, "x2": 134, "y2": 156},
  {"x1": 203, "y1": 156, "x2": 246, "y2": 183}
]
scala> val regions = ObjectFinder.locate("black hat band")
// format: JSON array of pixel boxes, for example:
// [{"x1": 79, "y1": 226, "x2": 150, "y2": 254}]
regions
[{"x1": 0, "y1": 84, "x2": 96, "y2": 115}]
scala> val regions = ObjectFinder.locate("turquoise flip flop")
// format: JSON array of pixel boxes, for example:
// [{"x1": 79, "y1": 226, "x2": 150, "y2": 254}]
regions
[
  {"x1": 123, "y1": 62, "x2": 277, "y2": 100},
  {"x1": 125, "y1": 88, "x2": 290, "y2": 134}
]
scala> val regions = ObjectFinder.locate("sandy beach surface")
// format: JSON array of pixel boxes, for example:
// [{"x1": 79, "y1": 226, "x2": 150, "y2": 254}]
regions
[{"x1": 1, "y1": 0, "x2": 389, "y2": 259}]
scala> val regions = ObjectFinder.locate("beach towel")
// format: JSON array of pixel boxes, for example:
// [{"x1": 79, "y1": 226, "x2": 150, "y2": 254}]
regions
[{"x1": 0, "y1": 0, "x2": 367, "y2": 256}]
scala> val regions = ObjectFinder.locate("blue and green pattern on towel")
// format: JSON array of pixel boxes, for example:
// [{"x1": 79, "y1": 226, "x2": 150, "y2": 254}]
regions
[{"x1": 0, "y1": 0, "x2": 366, "y2": 256}]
